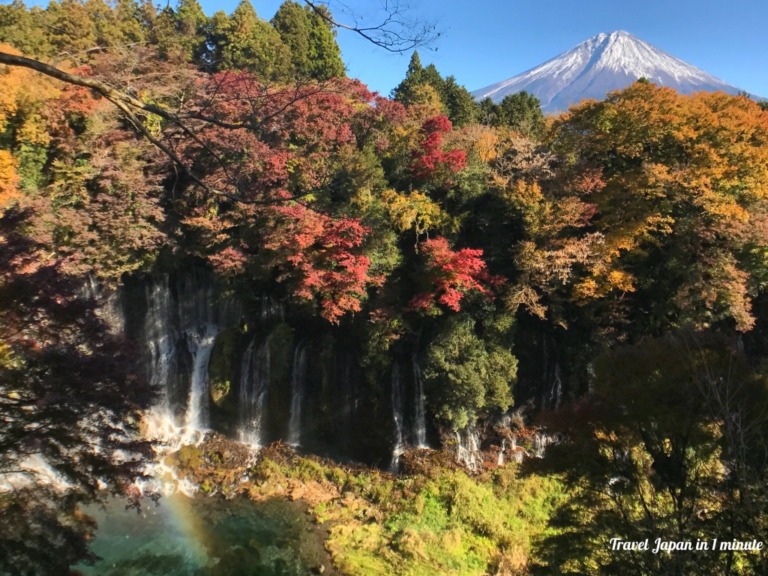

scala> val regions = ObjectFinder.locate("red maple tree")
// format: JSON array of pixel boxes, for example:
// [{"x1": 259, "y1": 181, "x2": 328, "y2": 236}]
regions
[{"x1": 411, "y1": 236, "x2": 503, "y2": 312}]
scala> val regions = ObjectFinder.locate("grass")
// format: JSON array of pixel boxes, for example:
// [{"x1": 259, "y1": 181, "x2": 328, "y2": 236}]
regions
[{"x1": 170, "y1": 439, "x2": 565, "y2": 575}]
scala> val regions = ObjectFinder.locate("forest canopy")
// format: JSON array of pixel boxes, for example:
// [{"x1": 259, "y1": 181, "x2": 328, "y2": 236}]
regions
[{"x1": 1, "y1": 1, "x2": 768, "y2": 574}]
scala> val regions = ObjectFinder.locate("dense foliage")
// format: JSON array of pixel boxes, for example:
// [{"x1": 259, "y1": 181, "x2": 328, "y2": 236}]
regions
[
  {"x1": 1, "y1": 1, "x2": 768, "y2": 574},
  {"x1": 0, "y1": 208, "x2": 155, "y2": 575}
]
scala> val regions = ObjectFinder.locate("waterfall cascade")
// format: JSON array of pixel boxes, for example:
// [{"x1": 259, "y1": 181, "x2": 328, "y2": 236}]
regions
[
  {"x1": 142, "y1": 273, "x2": 241, "y2": 446},
  {"x1": 287, "y1": 341, "x2": 308, "y2": 447},
  {"x1": 238, "y1": 336, "x2": 272, "y2": 447},
  {"x1": 455, "y1": 426, "x2": 481, "y2": 471},
  {"x1": 411, "y1": 355, "x2": 428, "y2": 448},
  {"x1": 184, "y1": 326, "x2": 218, "y2": 432},
  {"x1": 390, "y1": 363, "x2": 406, "y2": 470},
  {"x1": 129, "y1": 271, "x2": 535, "y2": 472}
]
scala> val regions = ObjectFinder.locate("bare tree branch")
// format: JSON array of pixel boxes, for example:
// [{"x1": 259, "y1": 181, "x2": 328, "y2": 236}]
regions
[
  {"x1": 303, "y1": 0, "x2": 438, "y2": 53},
  {"x1": 0, "y1": 51, "x2": 326, "y2": 206}
]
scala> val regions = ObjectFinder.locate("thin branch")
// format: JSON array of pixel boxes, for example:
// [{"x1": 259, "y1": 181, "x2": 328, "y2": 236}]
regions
[
  {"x1": 303, "y1": 0, "x2": 437, "y2": 53},
  {"x1": 0, "y1": 51, "x2": 316, "y2": 206}
]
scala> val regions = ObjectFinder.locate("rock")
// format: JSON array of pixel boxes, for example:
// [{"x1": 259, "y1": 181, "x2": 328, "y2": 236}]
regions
[{"x1": 311, "y1": 565, "x2": 325, "y2": 574}]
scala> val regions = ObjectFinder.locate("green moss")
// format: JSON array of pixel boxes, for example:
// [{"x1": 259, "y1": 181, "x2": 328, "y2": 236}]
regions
[
  {"x1": 294, "y1": 458, "x2": 326, "y2": 483},
  {"x1": 211, "y1": 379, "x2": 230, "y2": 405},
  {"x1": 174, "y1": 445, "x2": 203, "y2": 470},
  {"x1": 208, "y1": 327, "x2": 242, "y2": 406},
  {"x1": 267, "y1": 323, "x2": 294, "y2": 384}
]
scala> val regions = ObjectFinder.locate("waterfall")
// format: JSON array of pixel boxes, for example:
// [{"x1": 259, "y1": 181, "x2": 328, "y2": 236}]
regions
[
  {"x1": 390, "y1": 363, "x2": 406, "y2": 471},
  {"x1": 497, "y1": 438, "x2": 506, "y2": 466},
  {"x1": 142, "y1": 272, "x2": 240, "y2": 445},
  {"x1": 455, "y1": 426, "x2": 481, "y2": 471},
  {"x1": 287, "y1": 341, "x2": 308, "y2": 447},
  {"x1": 550, "y1": 362, "x2": 563, "y2": 410},
  {"x1": 183, "y1": 325, "x2": 218, "y2": 432},
  {"x1": 239, "y1": 336, "x2": 271, "y2": 447},
  {"x1": 411, "y1": 354, "x2": 428, "y2": 448},
  {"x1": 144, "y1": 277, "x2": 178, "y2": 431},
  {"x1": 260, "y1": 296, "x2": 285, "y2": 324},
  {"x1": 532, "y1": 431, "x2": 559, "y2": 458}
]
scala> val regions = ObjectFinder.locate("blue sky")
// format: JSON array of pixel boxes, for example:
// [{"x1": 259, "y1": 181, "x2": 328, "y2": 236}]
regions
[
  {"x1": 16, "y1": 0, "x2": 768, "y2": 97},
  {"x1": 199, "y1": 0, "x2": 766, "y2": 99}
]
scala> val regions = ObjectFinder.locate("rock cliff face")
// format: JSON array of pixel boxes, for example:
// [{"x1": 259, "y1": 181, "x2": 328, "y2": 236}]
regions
[
  {"x1": 122, "y1": 269, "x2": 440, "y2": 467},
  {"x1": 473, "y1": 30, "x2": 748, "y2": 113}
]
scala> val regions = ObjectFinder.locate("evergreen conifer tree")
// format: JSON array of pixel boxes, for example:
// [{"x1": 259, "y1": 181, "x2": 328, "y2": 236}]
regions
[{"x1": 212, "y1": 0, "x2": 291, "y2": 81}]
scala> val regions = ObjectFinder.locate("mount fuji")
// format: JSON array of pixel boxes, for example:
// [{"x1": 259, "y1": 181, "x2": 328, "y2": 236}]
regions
[{"x1": 473, "y1": 31, "x2": 749, "y2": 113}]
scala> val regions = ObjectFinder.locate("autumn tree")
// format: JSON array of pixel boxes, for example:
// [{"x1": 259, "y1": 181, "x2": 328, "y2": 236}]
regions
[
  {"x1": 549, "y1": 83, "x2": 768, "y2": 335},
  {"x1": 410, "y1": 236, "x2": 501, "y2": 314},
  {"x1": 532, "y1": 332, "x2": 768, "y2": 576},
  {"x1": 0, "y1": 207, "x2": 155, "y2": 575},
  {"x1": 393, "y1": 53, "x2": 478, "y2": 127},
  {"x1": 410, "y1": 115, "x2": 467, "y2": 183}
]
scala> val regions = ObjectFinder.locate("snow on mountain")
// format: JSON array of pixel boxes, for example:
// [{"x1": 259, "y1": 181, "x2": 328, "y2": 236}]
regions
[{"x1": 473, "y1": 31, "x2": 746, "y2": 113}]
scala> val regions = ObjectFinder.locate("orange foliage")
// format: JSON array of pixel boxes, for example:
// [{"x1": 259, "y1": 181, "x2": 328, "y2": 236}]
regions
[
  {"x1": 550, "y1": 82, "x2": 768, "y2": 330},
  {"x1": 0, "y1": 150, "x2": 20, "y2": 211}
]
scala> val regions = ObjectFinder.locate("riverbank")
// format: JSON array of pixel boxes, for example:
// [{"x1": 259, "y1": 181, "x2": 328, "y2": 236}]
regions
[{"x1": 104, "y1": 435, "x2": 565, "y2": 576}]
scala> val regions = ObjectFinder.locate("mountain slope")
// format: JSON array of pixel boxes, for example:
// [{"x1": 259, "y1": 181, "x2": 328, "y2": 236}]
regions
[{"x1": 473, "y1": 31, "x2": 746, "y2": 113}]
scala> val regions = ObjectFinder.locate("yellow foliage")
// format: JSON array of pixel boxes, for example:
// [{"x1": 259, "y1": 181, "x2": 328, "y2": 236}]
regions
[
  {"x1": 0, "y1": 150, "x2": 20, "y2": 211},
  {"x1": 406, "y1": 83, "x2": 447, "y2": 123},
  {"x1": 449, "y1": 125, "x2": 499, "y2": 164},
  {"x1": 573, "y1": 269, "x2": 635, "y2": 300},
  {"x1": 607, "y1": 270, "x2": 635, "y2": 292},
  {"x1": 573, "y1": 277, "x2": 599, "y2": 300},
  {"x1": 381, "y1": 188, "x2": 449, "y2": 235},
  {"x1": 505, "y1": 179, "x2": 543, "y2": 205},
  {"x1": 0, "y1": 43, "x2": 60, "y2": 154}
]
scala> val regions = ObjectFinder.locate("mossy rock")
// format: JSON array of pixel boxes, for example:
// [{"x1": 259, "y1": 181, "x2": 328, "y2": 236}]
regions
[
  {"x1": 173, "y1": 445, "x2": 203, "y2": 471},
  {"x1": 209, "y1": 327, "x2": 245, "y2": 406},
  {"x1": 208, "y1": 327, "x2": 246, "y2": 435},
  {"x1": 267, "y1": 323, "x2": 294, "y2": 384}
]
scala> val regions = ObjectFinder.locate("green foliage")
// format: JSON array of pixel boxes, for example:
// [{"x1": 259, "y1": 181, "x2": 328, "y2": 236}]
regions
[
  {"x1": 16, "y1": 143, "x2": 47, "y2": 191},
  {"x1": 235, "y1": 448, "x2": 563, "y2": 576},
  {"x1": 533, "y1": 332, "x2": 768, "y2": 575},
  {"x1": 45, "y1": 0, "x2": 97, "y2": 54},
  {"x1": 271, "y1": 1, "x2": 312, "y2": 78},
  {"x1": 442, "y1": 76, "x2": 478, "y2": 127},
  {"x1": 0, "y1": 1, "x2": 53, "y2": 56},
  {"x1": 338, "y1": 464, "x2": 562, "y2": 575},
  {"x1": 271, "y1": 0, "x2": 346, "y2": 80},
  {"x1": 479, "y1": 91, "x2": 545, "y2": 138},
  {"x1": 392, "y1": 51, "x2": 425, "y2": 105},
  {"x1": 392, "y1": 53, "x2": 478, "y2": 127},
  {"x1": 305, "y1": 3, "x2": 345, "y2": 80},
  {"x1": 424, "y1": 316, "x2": 516, "y2": 428},
  {"x1": 210, "y1": 0, "x2": 292, "y2": 80}
]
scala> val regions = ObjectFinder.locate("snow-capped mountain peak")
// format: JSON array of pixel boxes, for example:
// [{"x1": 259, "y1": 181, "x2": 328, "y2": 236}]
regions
[{"x1": 473, "y1": 31, "x2": 744, "y2": 113}]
